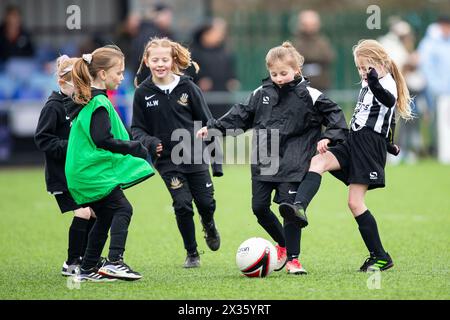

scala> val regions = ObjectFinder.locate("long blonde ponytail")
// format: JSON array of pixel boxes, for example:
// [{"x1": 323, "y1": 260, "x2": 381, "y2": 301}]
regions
[{"x1": 388, "y1": 58, "x2": 413, "y2": 120}]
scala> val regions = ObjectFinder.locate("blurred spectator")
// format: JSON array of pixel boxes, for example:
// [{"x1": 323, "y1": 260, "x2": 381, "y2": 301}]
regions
[
  {"x1": 78, "y1": 33, "x2": 109, "y2": 56},
  {"x1": 379, "y1": 19, "x2": 414, "y2": 69},
  {"x1": 131, "y1": 3, "x2": 175, "y2": 75},
  {"x1": 294, "y1": 10, "x2": 335, "y2": 91},
  {"x1": 379, "y1": 19, "x2": 426, "y2": 162},
  {"x1": 115, "y1": 13, "x2": 141, "y2": 73},
  {"x1": 0, "y1": 109, "x2": 10, "y2": 161},
  {"x1": 418, "y1": 15, "x2": 450, "y2": 156},
  {"x1": 418, "y1": 16, "x2": 450, "y2": 97},
  {"x1": 189, "y1": 17, "x2": 240, "y2": 118},
  {"x1": 0, "y1": 4, "x2": 35, "y2": 64}
]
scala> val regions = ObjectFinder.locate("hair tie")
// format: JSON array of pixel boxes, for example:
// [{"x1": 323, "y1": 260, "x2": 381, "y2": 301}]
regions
[
  {"x1": 59, "y1": 54, "x2": 70, "y2": 64},
  {"x1": 58, "y1": 65, "x2": 73, "y2": 77},
  {"x1": 57, "y1": 55, "x2": 73, "y2": 77},
  {"x1": 82, "y1": 53, "x2": 93, "y2": 65}
]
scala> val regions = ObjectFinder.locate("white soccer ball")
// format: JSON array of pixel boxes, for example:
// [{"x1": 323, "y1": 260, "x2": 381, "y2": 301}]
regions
[{"x1": 236, "y1": 237, "x2": 277, "y2": 278}]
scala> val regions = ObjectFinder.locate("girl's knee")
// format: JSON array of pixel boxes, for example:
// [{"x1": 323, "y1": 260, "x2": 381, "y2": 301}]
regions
[
  {"x1": 309, "y1": 155, "x2": 326, "y2": 174},
  {"x1": 74, "y1": 207, "x2": 91, "y2": 219},
  {"x1": 197, "y1": 198, "x2": 216, "y2": 215},
  {"x1": 347, "y1": 199, "x2": 365, "y2": 216},
  {"x1": 252, "y1": 203, "x2": 272, "y2": 221}
]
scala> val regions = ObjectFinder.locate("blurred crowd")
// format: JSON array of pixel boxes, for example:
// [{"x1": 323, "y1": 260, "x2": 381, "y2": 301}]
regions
[
  {"x1": 0, "y1": 4, "x2": 240, "y2": 113},
  {"x1": 0, "y1": 3, "x2": 449, "y2": 163}
]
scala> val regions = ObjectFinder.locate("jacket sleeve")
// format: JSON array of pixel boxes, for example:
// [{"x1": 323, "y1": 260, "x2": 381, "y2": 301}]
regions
[
  {"x1": 314, "y1": 94, "x2": 348, "y2": 144},
  {"x1": 367, "y1": 69, "x2": 396, "y2": 108},
  {"x1": 190, "y1": 82, "x2": 214, "y2": 125},
  {"x1": 34, "y1": 104, "x2": 67, "y2": 160},
  {"x1": 189, "y1": 82, "x2": 224, "y2": 176},
  {"x1": 131, "y1": 90, "x2": 162, "y2": 159},
  {"x1": 91, "y1": 107, "x2": 148, "y2": 159},
  {"x1": 207, "y1": 89, "x2": 259, "y2": 134},
  {"x1": 386, "y1": 116, "x2": 400, "y2": 156},
  {"x1": 205, "y1": 136, "x2": 223, "y2": 177}
]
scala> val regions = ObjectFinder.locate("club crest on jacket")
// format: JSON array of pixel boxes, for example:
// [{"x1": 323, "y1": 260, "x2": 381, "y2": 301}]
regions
[{"x1": 177, "y1": 93, "x2": 189, "y2": 106}]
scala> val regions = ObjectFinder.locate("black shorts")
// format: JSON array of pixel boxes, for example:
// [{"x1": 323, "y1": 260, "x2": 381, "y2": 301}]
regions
[
  {"x1": 55, "y1": 192, "x2": 82, "y2": 213},
  {"x1": 252, "y1": 180, "x2": 300, "y2": 207},
  {"x1": 328, "y1": 128, "x2": 387, "y2": 190}
]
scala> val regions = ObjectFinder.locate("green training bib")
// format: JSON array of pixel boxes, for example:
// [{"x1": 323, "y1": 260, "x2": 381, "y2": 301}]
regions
[{"x1": 65, "y1": 94, "x2": 154, "y2": 204}]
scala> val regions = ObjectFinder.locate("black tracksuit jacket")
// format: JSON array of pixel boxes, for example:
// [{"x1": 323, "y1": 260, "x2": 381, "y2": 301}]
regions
[
  {"x1": 132, "y1": 75, "x2": 221, "y2": 176},
  {"x1": 34, "y1": 91, "x2": 72, "y2": 193},
  {"x1": 208, "y1": 77, "x2": 349, "y2": 182}
]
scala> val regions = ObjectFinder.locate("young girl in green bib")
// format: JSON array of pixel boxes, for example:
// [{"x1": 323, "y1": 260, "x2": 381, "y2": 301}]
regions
[{"x1": 66, "y1": 46, "x2": 154, "y2": 282}]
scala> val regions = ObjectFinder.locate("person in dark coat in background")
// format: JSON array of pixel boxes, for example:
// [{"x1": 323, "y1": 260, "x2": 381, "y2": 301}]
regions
[
  {"x1": 189, "y1": 17, "x2": 240, "y2": 118},
  {"x1": 0, "y1": 4, "x2": 34, "y2": 63},
  {"x1": 130, "y1": 3, "x2": 175, "y2": 75},
  {"x1": 115, "y1": 13, "x2": 141, "y2": 74},
  {"x1": 294, "y1": 10, "x2": 335, "y2": 91}
]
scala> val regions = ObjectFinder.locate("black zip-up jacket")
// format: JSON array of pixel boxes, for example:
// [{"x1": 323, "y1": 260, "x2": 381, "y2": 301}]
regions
[
  {"x1": 132, "y1": 75, "x2": 222, "y2": 175},
  {"x1": 207, "y1": 77, "x2": 348, "y2": 182},
  {"x1": 34, "y1": 91, "x2": 71, "y2": 193}
]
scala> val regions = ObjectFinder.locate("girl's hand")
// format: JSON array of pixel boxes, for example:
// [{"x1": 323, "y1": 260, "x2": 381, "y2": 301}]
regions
[
  {"x1": 196, "y1": 126, "x2": 208, "y2": 139},
  {"x1": 155, "y1": 143, "x2": 163, "y2": 157},
  {"x1": 367, "y1": 67, "x2": 379, "y2": 80},
  {"x1": 317, "y1": 138, "x2": 331, "y2": 154}
]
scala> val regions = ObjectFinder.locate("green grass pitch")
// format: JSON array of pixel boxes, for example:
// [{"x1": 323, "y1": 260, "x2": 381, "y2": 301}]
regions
[{"x1": 0, "y1": 162, "x2": 449, "y2": 300}]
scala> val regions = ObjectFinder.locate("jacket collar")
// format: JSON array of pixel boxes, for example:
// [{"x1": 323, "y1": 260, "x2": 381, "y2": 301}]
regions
[
  {"x1": 141, "y1": 74, "x2": 192, "y2": 92},
  {"x1": 65, "y1": 88, "x2": 108, "y2": 120},
  {"x1": 262, "y1": 76, "x2": 308, "y2": 88},
  {"x1": 91, "y1": 88, "x2": 108, "y2": 98}
]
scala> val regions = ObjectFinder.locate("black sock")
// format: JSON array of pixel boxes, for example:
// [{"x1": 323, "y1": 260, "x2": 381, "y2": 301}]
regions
[
  {"x1": 68, "y1": 216, "x2": 89, "y2": 263},
  {"x1": 109, "y1": 211, "x2": 132, "y2": 262},
  {"x1": 257, "y1": 213, "x2": 286, "y2": 247},
  {"x1": 176, "y1": 215, "x2": 198, "y2": 254},
  {"x1": 81, "y1": 212, "x2": 112, "y2": 270},
  {"x1": 355, "y1": 210, "x2": 387, "y2": 257},
  {"x1": 81, "y1": 217, "x2": 96, "y2": 257},
  {"x1": 284, "y1": 222, "x2": 301, "y2": 260},
  {"x1": 294, "y1": 172, "x2": 322, "y2": 210}
]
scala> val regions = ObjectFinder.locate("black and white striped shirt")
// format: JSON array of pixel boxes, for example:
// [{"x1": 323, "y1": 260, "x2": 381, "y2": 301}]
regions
[{"x1": 350, "y1": 73, "x2": 397, "y2": 137}]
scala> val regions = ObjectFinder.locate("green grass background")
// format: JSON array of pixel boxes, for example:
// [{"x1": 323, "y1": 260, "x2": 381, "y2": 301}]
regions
[{"x1": 0, "y1": 162, "x2": 449, "y2": 300}]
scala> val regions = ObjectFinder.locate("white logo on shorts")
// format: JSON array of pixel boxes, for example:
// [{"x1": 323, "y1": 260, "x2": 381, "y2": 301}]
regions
[
  {"x1": 206, "y1": 182, "x2": 213, "y2": 188},
  {"x1": 288, "y1": 190, "x2": 297, "y2": 194},
  {"x1": 369, "y1": 172, "x2": 378, "y2": 180}
]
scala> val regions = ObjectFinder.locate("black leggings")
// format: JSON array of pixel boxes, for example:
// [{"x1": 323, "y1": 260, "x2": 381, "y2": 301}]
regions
[
  {"x1": 161, "y1": 170, "x2": 216, "y2": 253},
  {"x1": 81, "y1": 187, "x2": 133, "y2": 269},
  {"x1": 252, "y1": 180, "x2": 301, "y2": 257}
]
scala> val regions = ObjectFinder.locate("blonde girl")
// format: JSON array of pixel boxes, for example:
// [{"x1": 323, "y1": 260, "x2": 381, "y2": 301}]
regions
[
  {"x1": 35, "y1": 55, "x2": 96, "y2": 276},
  {"x1": 132, "y1": 37, "x2": 221, "y2": 268},
  {"x1": 279, "y1": 39, "x2": 412, "y2": 272},
  {"x1": 66, "y1": 46, "x2": 154, "y2": 282}
]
